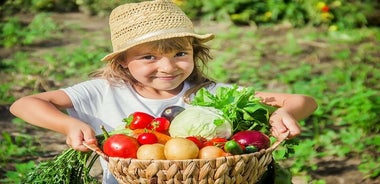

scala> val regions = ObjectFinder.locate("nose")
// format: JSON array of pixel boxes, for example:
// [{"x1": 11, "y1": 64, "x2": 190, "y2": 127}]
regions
[{"x1": 158, "y1": 57, "x2": 176, "y2": 73}]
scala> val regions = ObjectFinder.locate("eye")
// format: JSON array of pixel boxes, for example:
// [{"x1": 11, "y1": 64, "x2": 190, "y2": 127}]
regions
[
  {"x1": 141, "y1": 55, "x2": 155, "y2": 60},
  {"x1": 175, "y1": 52, "x2": 187, "y2": 57}
]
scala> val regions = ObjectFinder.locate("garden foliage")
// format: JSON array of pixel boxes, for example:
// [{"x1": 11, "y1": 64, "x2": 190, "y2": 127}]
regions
[{"x1": 0, "y1": 0, "x2": 379, "y2": 183}]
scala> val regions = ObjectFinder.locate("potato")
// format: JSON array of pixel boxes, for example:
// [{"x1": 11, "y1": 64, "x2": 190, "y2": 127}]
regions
[
  {"x1": 137, "y1": 143, "x2": 166, "y2": 160},
  {"x1": 164, "y1": 137, "x2": 199, "y2": 160}
]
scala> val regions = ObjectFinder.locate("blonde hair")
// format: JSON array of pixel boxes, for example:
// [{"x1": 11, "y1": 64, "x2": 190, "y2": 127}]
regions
[{"x1": 90, "y1": 36, "x2": 215, "y2": 102}]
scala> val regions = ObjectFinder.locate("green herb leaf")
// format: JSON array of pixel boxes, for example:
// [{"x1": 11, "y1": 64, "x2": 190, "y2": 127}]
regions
[{"x1": 191, "y1": 85, "x2": 277, "y2": 134}]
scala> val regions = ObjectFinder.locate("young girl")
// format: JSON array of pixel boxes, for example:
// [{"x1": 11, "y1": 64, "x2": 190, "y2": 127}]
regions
[{"x1": 10, "y1": 0, "x2": 317, "y2": 183}]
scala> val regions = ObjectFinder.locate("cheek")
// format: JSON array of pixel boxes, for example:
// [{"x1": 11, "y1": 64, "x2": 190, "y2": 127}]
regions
[
  {"x1": 128, "y1": 63, "x2": 154, "y2": 76},
  {"x1": 127, "y1": 60, "x2": 147, "y2": 71},
  {"x1": 179, "y1": 61, "x2": 195, "y2": 73}
]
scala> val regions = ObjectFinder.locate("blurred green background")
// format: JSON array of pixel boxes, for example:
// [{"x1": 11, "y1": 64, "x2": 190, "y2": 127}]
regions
[{"x1": 1, "y1": 0, "x2": 379, "y2": 183}]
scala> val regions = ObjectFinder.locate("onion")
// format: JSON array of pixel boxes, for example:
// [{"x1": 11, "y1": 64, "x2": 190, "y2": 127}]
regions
[
  {"x1": 231, "y1": 130, "x2": 270, "y2": 150},
  {"x1": 198, "y1": 146, "x2": 229, "y2": 159}
]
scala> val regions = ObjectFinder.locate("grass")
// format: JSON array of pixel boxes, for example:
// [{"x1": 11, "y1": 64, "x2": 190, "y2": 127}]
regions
[
  {"x1": 0, "y1": 13, "x2": 379, "y2": 183},
  {"x1": 204, "y1": 22, "x2": 380, "y2": 180}
]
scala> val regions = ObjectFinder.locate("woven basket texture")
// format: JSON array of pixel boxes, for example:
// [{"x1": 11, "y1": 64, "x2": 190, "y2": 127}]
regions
[
  {"x1": 108, "y1": 149, "x2": 273, "y2": 184},
  {"x1": 84, "y1": 132, "x2": 289, "y2": 184}
]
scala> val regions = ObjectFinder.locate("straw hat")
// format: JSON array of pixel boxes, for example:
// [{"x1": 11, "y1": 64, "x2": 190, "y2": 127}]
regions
[{"x1": 101, "y1": 0, "x2": 214, "y2": 61}]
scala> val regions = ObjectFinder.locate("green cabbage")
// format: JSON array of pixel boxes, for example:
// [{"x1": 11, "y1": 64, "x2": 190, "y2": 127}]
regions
[{"x1": 168, "y1": 106, "x2": 233, "y2": 139}]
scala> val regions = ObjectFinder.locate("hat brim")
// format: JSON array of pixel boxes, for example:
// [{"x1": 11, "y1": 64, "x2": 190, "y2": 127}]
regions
[{"x1": 101, "y1": 32, "x2": 214, "y2": 62}]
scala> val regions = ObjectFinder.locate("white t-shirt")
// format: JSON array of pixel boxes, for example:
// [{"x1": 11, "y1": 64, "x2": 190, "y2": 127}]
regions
[{"x1": 62, "y1": 78, "x2": 230, "y2": 183}]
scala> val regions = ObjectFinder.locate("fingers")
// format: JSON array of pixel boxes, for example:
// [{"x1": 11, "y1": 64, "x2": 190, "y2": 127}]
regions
[
  {"x1": 83, "y1": 129, "x2": 97, "y2": 144},
  {"x1": 270, "y1": 108, "x2": 301, "y2": 139},
  {"x1": 282, "y1": 115, "x2": 301, "y2": 138},
  {"x1": 66, "y1": 126, "x2": 97, "y2": 152},
  {"x1": 270, "y1": 120, "x2": 287, "y2": 139},
  {"x1": 66, "y1": 136, "x2": 90, "y2": 152},
  {"x1": 269, "y1": 111, "x2": 287, "y2": 138}
]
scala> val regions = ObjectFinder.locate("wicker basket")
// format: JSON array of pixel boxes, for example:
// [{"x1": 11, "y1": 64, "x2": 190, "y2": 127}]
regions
[{"x1": 84, "y1": 132, "x2": 288, "y2": 184}]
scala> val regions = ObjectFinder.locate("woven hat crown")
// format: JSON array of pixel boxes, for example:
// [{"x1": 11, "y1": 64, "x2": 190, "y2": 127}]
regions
[{"x1": 102, "y1": 0, "x2": 214, "y2": 61}]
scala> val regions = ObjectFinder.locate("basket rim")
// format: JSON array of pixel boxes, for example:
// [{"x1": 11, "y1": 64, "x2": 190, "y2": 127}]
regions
[
  {"x1": 109, "y1": 148, "x2": 267, "y2": 162},
  {"x1": 83, "y1": 131, "x2": 289, "y2": 162}
]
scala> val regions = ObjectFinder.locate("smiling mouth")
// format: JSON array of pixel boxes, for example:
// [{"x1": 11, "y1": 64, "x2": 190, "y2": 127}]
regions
[
  {"x1": 157, "y1": 75, "x2": 178, "y2": 80},
  {"x1": 155, "y1": 73, "x2": 181, "y2": 80}
]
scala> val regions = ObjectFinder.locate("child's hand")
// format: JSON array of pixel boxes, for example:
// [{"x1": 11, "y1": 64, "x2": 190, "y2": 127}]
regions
[
  {"x1": 269, "y1": 108, "x2": 301, "y2": 139},
  {"x1": 65, "y1": 122, "x2": 97, "y2": 152}
]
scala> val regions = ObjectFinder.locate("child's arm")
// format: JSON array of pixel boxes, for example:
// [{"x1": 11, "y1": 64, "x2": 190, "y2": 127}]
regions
[
  {"x1": 255, "y1": 92, "x2": 318, "y2": 139},
  {"x1": 9, "y1": 90, "x2": 96, "y2": 151}
]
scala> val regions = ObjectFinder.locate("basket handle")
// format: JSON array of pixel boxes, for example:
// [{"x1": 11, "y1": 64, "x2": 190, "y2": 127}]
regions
[
  {"x1": 83, "y1": 142, "x2": 109, "y2": 162},
  {"x1": 267, "y1": 131, "x2": 290, "y2": 152}
]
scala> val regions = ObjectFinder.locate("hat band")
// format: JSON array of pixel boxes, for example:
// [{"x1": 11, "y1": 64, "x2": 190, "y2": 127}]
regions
[{"x1": 117, "y1": 27, "x2": 195, "y2": 51}]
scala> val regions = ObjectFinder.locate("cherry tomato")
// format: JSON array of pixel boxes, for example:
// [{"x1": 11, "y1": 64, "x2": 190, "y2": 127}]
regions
[
  {"x1": 148, "y1": 117, "x2": 170, "y2": 132},
  {"x1": 186, "y1": 136, "x2": 206, "y2": 149},
  {"x1": 203, "y1": 137, "x2": 228, "y2": 149},
  {"x1": 123, "y1": 112, "x2": 155, "y2": 130},
  {"x1": 137, "y1": 132, "x2": 158, "y2": 145},
  {"x1": 103, "y1": 134, "x2": 140, "y2": 158}
]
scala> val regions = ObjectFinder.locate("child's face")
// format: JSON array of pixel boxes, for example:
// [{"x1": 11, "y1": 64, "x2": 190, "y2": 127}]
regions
[{"x1": 122, "y1": 41, "x2": 194, "y2": 95}]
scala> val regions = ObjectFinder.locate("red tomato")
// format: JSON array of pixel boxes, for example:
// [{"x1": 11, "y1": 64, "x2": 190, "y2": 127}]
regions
[
  {"x1": 186, "y1": 136, "x2": 206, "y2": 149},
  {"x1": 203, "y1": 137, "x2": 228, "y2": 149},
  {"x1": 103, "y1": 134, "x2": 140, "y2": 158},
  {"x1": 137, "y1": 132, "x2": 158, "y2": 145},
  {"x1": 148, "y1": 117, "x2": 170, "y2": 132},
  {"x1": 123, "y1": 112, "x2": 155, "y2": 130}
]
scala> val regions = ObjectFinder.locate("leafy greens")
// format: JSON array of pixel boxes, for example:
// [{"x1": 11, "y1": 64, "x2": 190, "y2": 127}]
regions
[{"x1": 191, "y1": 85, "x2": 277, "y2": 134}]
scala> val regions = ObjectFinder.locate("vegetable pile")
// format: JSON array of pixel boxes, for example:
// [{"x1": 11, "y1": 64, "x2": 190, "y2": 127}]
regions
[
  {"x1": 24, "y1": 85, "x2": 279, "y2": 183},
  {"x1": 99, "y1": 85, "x2": 278, "y2": 160}
]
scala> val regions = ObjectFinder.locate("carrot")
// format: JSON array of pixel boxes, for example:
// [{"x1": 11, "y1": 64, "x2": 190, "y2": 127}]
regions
[{"x1": 133, "y1": 129, "x2": 172, "y2": 144}]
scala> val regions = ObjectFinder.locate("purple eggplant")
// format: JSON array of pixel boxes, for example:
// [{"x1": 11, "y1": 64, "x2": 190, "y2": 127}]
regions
[{"x1": 160, "y1": 106, "x2": 185, "y2": 121}]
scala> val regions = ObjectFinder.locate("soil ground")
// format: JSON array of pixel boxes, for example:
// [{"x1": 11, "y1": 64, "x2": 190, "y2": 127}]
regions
[{"x1": 1, "y1": 12, "x2": 379, "y2": 184}]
